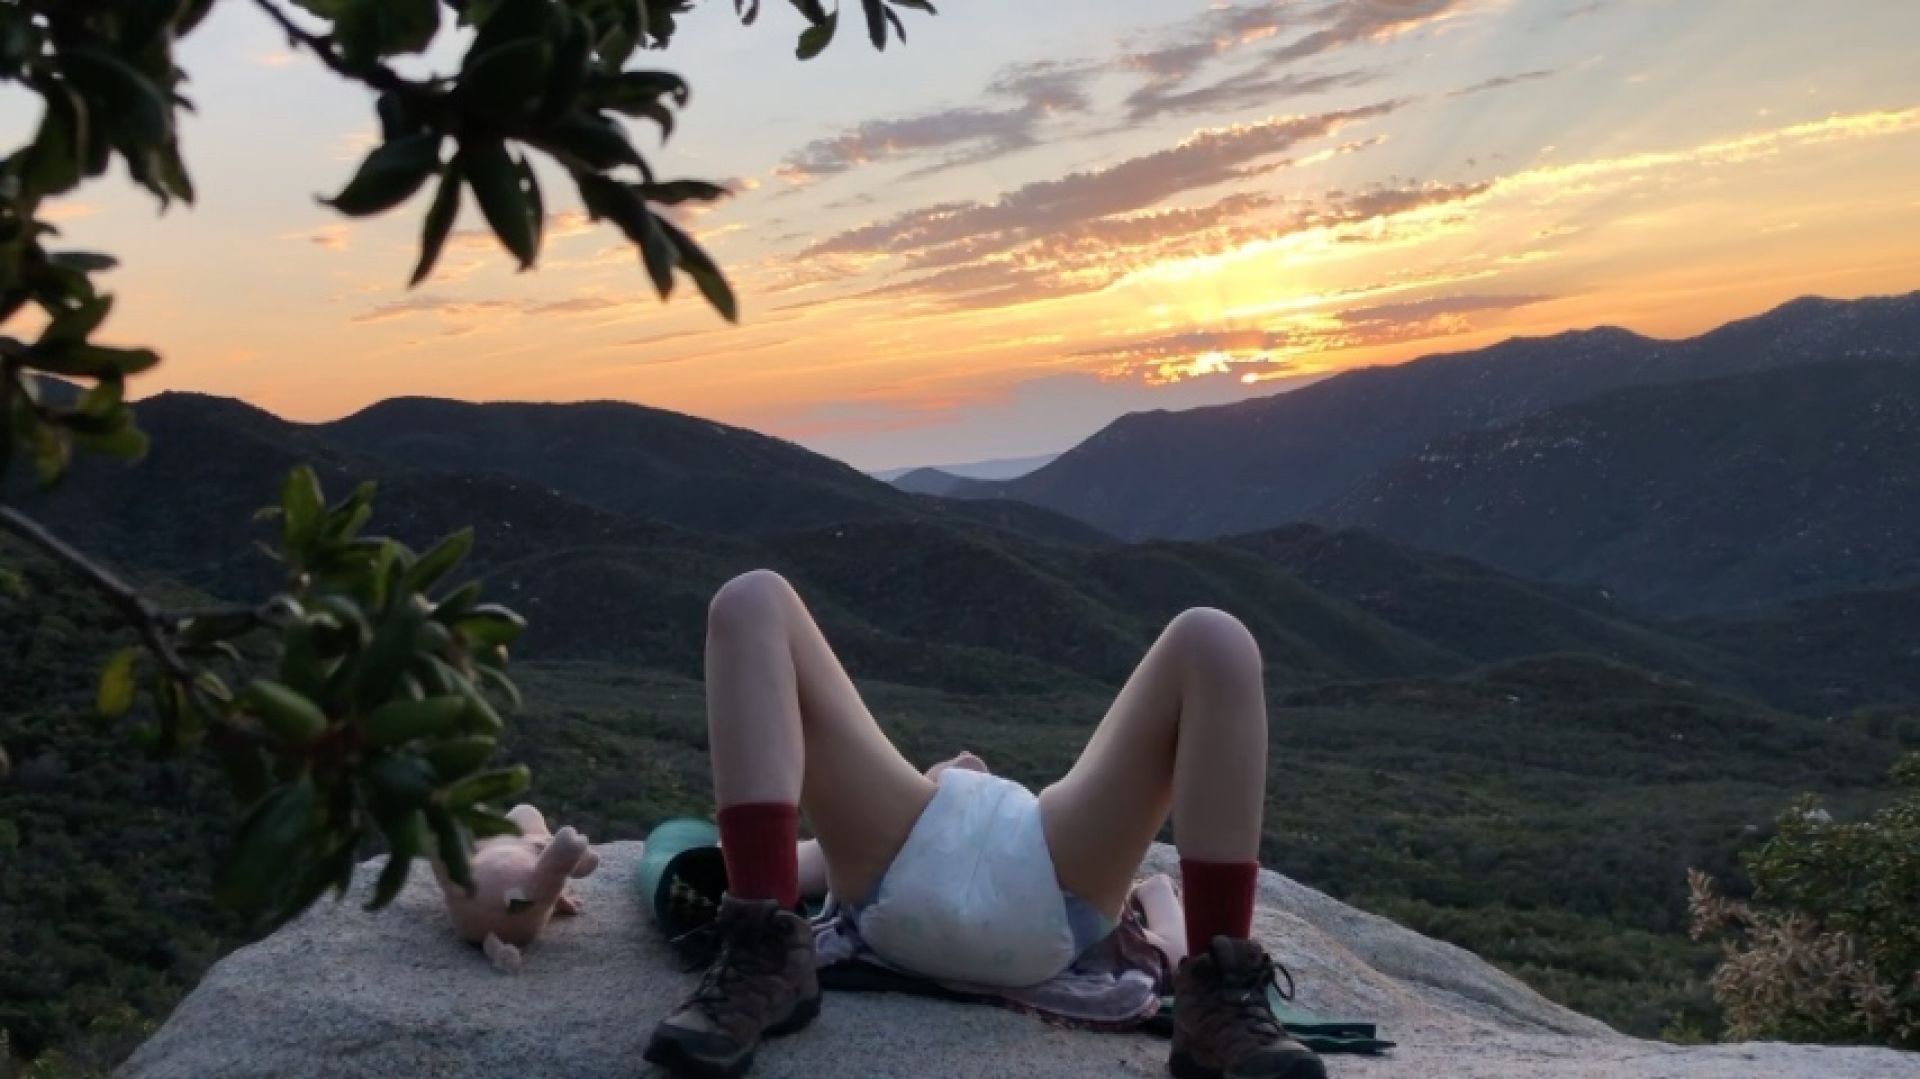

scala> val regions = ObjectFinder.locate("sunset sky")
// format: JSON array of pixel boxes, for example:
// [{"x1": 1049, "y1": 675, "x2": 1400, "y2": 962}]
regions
[{"x1": 24, "y1": 0, "x2": 1920, "y2": 469}]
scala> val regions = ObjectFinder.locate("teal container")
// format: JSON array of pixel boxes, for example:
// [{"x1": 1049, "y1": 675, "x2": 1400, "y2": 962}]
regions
[{"x1": 634, "y1": 818, "x2": 729, "y2": 938}]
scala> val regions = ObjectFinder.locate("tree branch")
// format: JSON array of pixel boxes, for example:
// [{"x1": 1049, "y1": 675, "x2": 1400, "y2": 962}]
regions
[
  {"x1": 0, "y1": 504, "x2": 197, "y2": 682},
  {"x1": 249, "y1": 0, "x2": 421, "y2": 98}
]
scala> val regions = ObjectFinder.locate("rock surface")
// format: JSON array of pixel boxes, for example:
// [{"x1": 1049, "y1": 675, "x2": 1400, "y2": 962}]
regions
[{"x1": 121, "y1": 842, "x2": 1920, "y2": 1079}]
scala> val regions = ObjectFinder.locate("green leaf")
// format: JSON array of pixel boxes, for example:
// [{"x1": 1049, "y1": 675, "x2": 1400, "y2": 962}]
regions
[
  {"x1": 75, "y1": 377, "x2": 123, "y2": 419},
  {"x1": 430, "y1": 656, "x2": 505, "y2": 735},
  {"x1": 461, "y1": 138, "x2": 539, "y2": 269},
  {"x1": 796, "y1": 8, "x2": 837, "y2": 59},
  {"x1": 530, "y1": 111, "x2": 645, "y2": 173},
  {"x1": 366, "y1": 753, "x2": 437, "y2": 814},
  {"x1": 47, "y1": 252, "x2": 118, "y2": 274},
  {"x1": 281, "y1": 467, "x2": 326, "y2": 555},
  {"x1": 32, "y1": 424, "x2": 71, "y2": 487},
  {"x1": 217, "y1": 780, "x2": 318, "y2": 911},
  {"x1": 861, "y1": 0, "x2": 886, "y2": 48},
  {"x1": 521, "y1": 156, "x2": 545, "y2": 257},
  {"x1": 451, "y1": 603, "x2": 527, "y2": 649},
  {"x1": 96, "y1": 647, "x2": 139, "y2": 720},
  {"x1": 462, "y1": 807, "x2": 523, "y2": 840},
  {"x1": 331, "y1": 0, "x2": 441, "y2": 65},
  {"x1": 466, "y1": 0, "x2": 560, "y2": 64},
  {"x1": 321, "y1": 480, "x2": 378, "y2": 542},
  {"x1": 457, "y1": 37, "x2": 554, "y2": 117},
  {"x1": 20, "y1": 77, "x2": 87, "y2": 198},
  {"x1": 543, "y1": 11, "x2": 593, "y2": 114},
  {"x1": 593, "y1": 70, "x2": 690, "y2": 115},
  {"x1": 71, "y1": 424, "x2": 149, "y2": 460},
  {"x1": 426, "y1": 735, "x2": 499, "y2": 781},
  {"x1": 431, "y1": 580, "x2": 484, "y2": 624},
  {"x1": 443, "y1": 765, "x2": 532, "y2": 810},
  {"x1": 474, "y1": 664, "x2": 523, "y2": 711},
  {"x1": 62, "y1": 47, "x2": 171, "y2": 148},
  {"x1": 323, "y1": 132, "x2": 442, "y2": 217},
  {"x1": 240, "y1": 679, "x2": 329, "y2": 745},
  {"x1": 428, "y1": 804, "x2": 475, "y2": 893},
  {"x1": 30, "y1": 343, "x2": 160, "y2": 379},
  {"x1": 641, "y1": 180, "x2": 730, "y2": 205},
  {"x1": 655, "y1": 215, "x2": 738, "y2": 322},
  {"x1": 366, "y1": 696, "x2": 469, "y2": 748},
  {"x1": 38, "y1": 295, "x2": 112, "y2": 348},
  {"x1": 638, "y1": 210, "x2": 677, "y2": 299},
  {"x1": 195, "y1": 671, "x2": 234, "y2": 705},
  {"x1": 357, "y1": 610, "x2": 426, "y2": 714},
  {"x1": 403, "y1": 528, "x2": 474, "y2": 594},
  {"x1": 411, "y1": 164, "x2": 464, "y2": 287},
  {"x1": 272, "y1": 834, "x2": 356, "y2": 926},
  {"x1": 369, "y1": 810, "x2": 426, "y2": 910}
]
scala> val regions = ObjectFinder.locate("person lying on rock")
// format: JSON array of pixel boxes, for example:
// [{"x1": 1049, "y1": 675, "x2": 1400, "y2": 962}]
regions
[{"x1": 644, "y1": 570, "x2": 1324, "y2": 1079}]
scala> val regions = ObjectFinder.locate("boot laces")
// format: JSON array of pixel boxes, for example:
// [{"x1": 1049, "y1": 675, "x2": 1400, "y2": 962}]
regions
[
  {"x1": 687, "y1": 917, "x2": 780, "y2": 1012},
  {"x1": 1221, "y1": 952, "x2": 1297, "y2": 1039}
]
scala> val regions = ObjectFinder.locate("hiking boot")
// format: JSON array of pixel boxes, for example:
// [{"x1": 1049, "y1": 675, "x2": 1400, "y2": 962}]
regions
[
  {"x1": 1170, "y1": 937, "x2": 1326, "y2": 1079},
  {"x1": 644, "y1": 895, "x2": 822, "y2": 1078}
]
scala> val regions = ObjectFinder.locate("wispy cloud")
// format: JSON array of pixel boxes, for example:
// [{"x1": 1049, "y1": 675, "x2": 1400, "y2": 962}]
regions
[
  {"x1": 774, "y1": 61, "x2": 1096, "y2": 183},
  {"x1": 846, "y1": 176, "x2": 1486, "y2": 311},
  {"x1": 283, "y1": 223, "x2": 353, "y2": 252},
  {"x1": 805, "y1": 103, "x2": 1402, "y2": 263},
  {"x1": 1126, "y1": 68, "x2": 1379, "y2": 122},
  {"x1": 1121, "y1": 0, "x2": 1468, "y2": 120},
  {"x1": 1449, "y1": 68, "x2": 1560, "y2": 97},
  {"x1": 352, "y1": 292, "x2": 629, "y2": 324}
]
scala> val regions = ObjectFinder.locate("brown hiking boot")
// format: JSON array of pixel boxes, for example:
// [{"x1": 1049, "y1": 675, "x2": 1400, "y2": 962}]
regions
[
  {"x1": 644, "y1": 896, "x2": 822, "y2": 1078},
  {"x1": 1171, "y1": 937, "x2": 1326, "y2": 1079}
]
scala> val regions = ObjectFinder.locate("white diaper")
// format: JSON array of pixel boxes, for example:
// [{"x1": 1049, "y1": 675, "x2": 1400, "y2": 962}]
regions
[{"x1": 853, "y1": 769, "x2": 1078, "y2": 988}]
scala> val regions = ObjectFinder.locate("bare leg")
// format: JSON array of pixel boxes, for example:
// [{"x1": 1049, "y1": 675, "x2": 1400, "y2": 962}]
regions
[
  {"x1": 705, "y1": 570, "x2": 936, "y2": 901},
  {"x1": 794, "y1": 752, "x2": 982, "y2": 900},
  {"x1": 1039, "y1": 608, "x2": 1268, "y2": 918}
]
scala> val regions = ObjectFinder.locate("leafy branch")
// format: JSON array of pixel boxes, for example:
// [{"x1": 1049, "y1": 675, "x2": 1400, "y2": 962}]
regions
[{"x1": 0, "y1": 0, "x2": 935, "y2": 926}]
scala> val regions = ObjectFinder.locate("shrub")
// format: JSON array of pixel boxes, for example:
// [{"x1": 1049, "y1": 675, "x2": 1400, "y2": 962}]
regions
[{"x1": 1688, "y1": 752, "x2": 1920, "y2": 1048}]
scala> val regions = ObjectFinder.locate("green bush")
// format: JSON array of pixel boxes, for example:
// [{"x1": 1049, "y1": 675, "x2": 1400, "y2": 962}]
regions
[{"x1": 1689, "y1": 753, "x2": 1920, "y2": 1048}]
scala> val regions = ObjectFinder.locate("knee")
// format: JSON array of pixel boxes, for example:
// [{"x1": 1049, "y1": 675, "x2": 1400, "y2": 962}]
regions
[
  {"x1": 1163, "y1": 607, "x2": 1262, "y2": 687},
  {"x1": 707, "y1": 569, "x2": 795, "y2": 640}
]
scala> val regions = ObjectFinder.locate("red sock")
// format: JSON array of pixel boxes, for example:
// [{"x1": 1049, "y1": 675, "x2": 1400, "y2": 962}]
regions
[
  {"x1": 717, "y1": 803, "x2": 799, "y2": 909},
  {"x1": 1181, "y1": 858, "x2": 1258, "y2": 954}
]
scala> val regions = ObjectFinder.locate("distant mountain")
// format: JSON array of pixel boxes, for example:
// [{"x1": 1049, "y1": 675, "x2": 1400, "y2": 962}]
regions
[
  {"x1": 874, "y1": 452, "x2": 1058, "y2": 483},
  {"x1": 889, "y1": 467, "x2": 985, "y2": 497},
  {"x1": 992, "y1": 292, "x2": 1920, "y2": 542},
  {"x1": 20, "y1": 380, "x2": 1920, "y2": 708},
  {"x1": 11, "y1": 388, "x2": 1772, "y2": 698},
  {"x1": 322, "y1": 397, "x2": 917, "y2": 536},
  {"x1": 1319, "y1": 359, "x2": 1920, "y2": 614}
]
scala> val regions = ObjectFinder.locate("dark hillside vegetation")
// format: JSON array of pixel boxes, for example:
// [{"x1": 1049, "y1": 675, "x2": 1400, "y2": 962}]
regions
[{"x1": 1319, "y1": 358, "x2": 1920, "y2": 613}]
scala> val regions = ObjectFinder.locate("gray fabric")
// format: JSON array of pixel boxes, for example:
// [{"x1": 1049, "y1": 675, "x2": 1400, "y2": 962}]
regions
[{"x1": 813, "y1": 899, "x2": 1167, "y2": 1028}]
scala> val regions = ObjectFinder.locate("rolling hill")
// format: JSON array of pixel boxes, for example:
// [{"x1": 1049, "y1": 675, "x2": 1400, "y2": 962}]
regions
[
  {"x1": 990, "y1": 292, "x2": 1920, "y2": 551},
  {"x1": 13, "y1": 388, "x2": 1770, "y2": 698}
]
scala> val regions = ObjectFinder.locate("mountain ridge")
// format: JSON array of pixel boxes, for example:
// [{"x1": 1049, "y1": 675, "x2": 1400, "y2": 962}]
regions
[{"x1": 990, "y1": 291, "x2": 1920, "y2": 554}]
